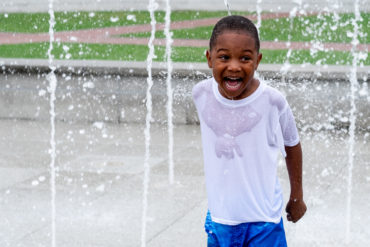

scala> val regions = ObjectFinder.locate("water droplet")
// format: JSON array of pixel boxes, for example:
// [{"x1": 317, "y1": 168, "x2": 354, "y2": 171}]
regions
[
  {"x1": 96, "y1": 184, "x2": 105, "y2": 192},
  {"x1": 38, "y1": 89, "x2": 46, "y2": 96},
  {"x1": 93, "y1": 122, "x2": 104, "y2": 129},
  {"x1": 127, "y1": 14, "x2": 136, "y2": 22},
  {"x1": 110, "y1": 17, "x2": 119, "y2": 23},
  {"x1": 83, "y1": 81, "x2": 95, "y2": 89}
]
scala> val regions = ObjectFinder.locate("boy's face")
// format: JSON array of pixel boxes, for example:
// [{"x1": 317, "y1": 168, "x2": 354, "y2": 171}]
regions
[{"x1": 206, "y1": 31, "x2": 262, "y2": 100}]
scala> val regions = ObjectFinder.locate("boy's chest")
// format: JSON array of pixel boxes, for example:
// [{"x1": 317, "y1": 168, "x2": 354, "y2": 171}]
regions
[{"x1": 200, "y1": 93, "x2": 270, "y2": 138}]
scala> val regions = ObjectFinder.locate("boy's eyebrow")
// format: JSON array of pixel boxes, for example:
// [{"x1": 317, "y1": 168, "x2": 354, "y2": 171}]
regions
[
  {"x1": 216, "y1": 48, "x2": 254, "y2": 53},
  {"x1": 216, "y1": 48, "x2": 229, "y2": 52}
]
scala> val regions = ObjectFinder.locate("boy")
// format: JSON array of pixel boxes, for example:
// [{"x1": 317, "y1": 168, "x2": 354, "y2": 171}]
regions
[{"x1": 192, "y1": 15, "x2": 306, "y2": 246}]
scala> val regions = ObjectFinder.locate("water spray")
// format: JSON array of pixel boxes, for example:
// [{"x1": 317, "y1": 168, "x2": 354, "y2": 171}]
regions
[
  {"x1": 47, "y1": 0, "x2": 57, "y2": 246},
  {"x1": 281, "y1": 3, "x2": 299, "y2": 83},
  {"x1": 141, "y1": 0, "x2": 158, "y2": 246},
  {"x1": 256, "y1": 0, "x2": 262, "y2": 30},
  {"x1": 164, "y1": 0, "x2": 175, "y2": 185},
  {"x1": 223, "y1": 0, "x2": 232, "y2": 15},
  {"x1": 346, "y1": 0, "x2": 360, "y2": 243}
]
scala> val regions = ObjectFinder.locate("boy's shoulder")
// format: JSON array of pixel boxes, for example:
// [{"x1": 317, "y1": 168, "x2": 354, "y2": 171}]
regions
[
  {"x1": 261, "y1": 82, "x2": 288, "y2": 112},
  {"x1": 192, "y1": 77, "x2": 213, "y2": 100},
  {"x1": 263, "y1": 83, "x2": 285, "y2": 98}
]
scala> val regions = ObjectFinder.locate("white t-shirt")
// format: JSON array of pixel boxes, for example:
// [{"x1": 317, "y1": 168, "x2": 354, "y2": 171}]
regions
[{"x1": 192, "y1": 78, "x2": 299, "y2": 225}]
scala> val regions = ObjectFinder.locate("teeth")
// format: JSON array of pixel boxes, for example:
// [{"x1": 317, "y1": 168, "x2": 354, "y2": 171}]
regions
[
  {"x1": 224, "y1": 77, "x2": 242, "y2": 90},
  {"x1": 225, "y1": 81, "x2": 241, "y2": 90},
  {"x1": 226, "y1": 77, "x2": 241, "y2": 81}
]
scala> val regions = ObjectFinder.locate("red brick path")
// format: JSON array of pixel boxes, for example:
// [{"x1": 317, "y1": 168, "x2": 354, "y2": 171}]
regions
[{"x1": 0, "y1": 12, "x2": 369, "y2": 52}]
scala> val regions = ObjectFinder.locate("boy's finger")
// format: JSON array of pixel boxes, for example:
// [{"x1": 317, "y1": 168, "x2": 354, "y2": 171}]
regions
[{"x1": 287, "y1": 213, "x2": 292, "y2": 221}]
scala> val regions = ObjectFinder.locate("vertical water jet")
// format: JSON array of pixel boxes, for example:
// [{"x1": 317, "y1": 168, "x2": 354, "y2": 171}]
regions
[
  {"x1": 164, "y1": 0, "x2": 175, "y2": 184},
  {"x1": 47, "y1": 0, "x2": 57, "y2": 246},
  {"x1": 141, "y1": 0, "x2": 157, "y2": 246},
  {"x1": 223, "y1": 0, "x2": 232, "y2": 15},
  {"x1": 346, "y1": 0, "x2": 360, "y2": 243},
  {"x1": 256, "y1": 0, "x2": 262, "y2": 30}
]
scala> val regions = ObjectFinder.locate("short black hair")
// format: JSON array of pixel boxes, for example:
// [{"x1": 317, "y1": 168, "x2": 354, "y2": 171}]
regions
[{"x1": 209, "y1": 15, "x2": 260, "y2": 52}]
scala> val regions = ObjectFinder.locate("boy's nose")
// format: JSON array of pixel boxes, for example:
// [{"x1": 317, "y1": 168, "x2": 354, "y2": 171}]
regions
[{"x1": 227, "y1": 60, "x2": 241, "y2": 72}]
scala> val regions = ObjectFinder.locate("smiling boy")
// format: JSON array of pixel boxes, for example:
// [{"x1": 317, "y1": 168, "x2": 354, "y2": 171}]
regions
[{"x1": 192, "y1": 16, "x2": 306, "y2": 246}]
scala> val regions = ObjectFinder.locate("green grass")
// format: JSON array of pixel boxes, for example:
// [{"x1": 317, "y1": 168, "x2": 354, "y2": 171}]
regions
[
  {"x1": 0, "y1": 43, "x2": 369, "y2": 65},
  {"x1": 259, "y1": 13, "x2": 369, "y2": 44},
  {"x1": 123, "y1": 12, "x2": 370, "y2": 44},
  {"x1": 5, "y1": 11, "x2": 367, "y2": 44},
  {"x1": 0, "y1": 11, "x2": 368, "y2": 65},
  {"x1": 0, "y1": 43, "x2": 166, "y2": 61},
  {"x1": 0, "y1": 10, "x2": 241, "y2": 33}
]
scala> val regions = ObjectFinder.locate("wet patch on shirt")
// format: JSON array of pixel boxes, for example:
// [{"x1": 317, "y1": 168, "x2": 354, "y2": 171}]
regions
[{"x1": 202, "y1": 90, "x2": 262, "y2": 160}]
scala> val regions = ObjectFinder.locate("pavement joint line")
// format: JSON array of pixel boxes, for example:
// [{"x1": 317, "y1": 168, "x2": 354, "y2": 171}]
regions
[
  {"x1": 146, "y1": 198, "x2": 207, "y2": 244},
  {"x1": 16, "y1": 224, "x2": 50, "y2": 246}
]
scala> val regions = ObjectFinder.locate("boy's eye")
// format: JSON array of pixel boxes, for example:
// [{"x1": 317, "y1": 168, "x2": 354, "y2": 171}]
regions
[
  {"x1": 241, "y1": 56, "x2": 251, "y2": 61},
  {"x1": 219, "y1": 55, "x2": 229, "y2": 60}
]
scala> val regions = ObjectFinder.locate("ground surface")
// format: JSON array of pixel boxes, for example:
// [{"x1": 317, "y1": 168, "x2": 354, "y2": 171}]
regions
[{"x1": 0, "y1": 119, "x2": 370, "y2": 246}]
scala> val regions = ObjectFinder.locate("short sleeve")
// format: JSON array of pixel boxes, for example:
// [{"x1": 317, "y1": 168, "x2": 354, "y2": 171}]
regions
[{"x1": 279, "y1": 105, "x2": 299, "y2": 147}]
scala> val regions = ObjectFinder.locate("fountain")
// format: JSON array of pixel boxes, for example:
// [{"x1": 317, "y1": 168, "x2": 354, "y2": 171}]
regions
[
  {"x1": 141, "y1": 0, "x2": 158, "y2": 246},
  {"x1": 280, "y1": 1, "x2": 299, "y2": 83},
  {"x1": 164, "y1": 0, "x2": 174, "y2": 186},
  {"x1": 47, "y1": 0, "x2": 57, "y2": 246},
  {"x1": 346, "y1": 0, "x2": 361, "y2": 242},
  {"x1": 255, "y1": 0, "x2": 262, "y2": 30},
  {"x1": 0, "y1": 0, "x2": 369, "y2": 246},
  {"x1": 223, "y1": 0, "x2": 232, "y2": 16}
]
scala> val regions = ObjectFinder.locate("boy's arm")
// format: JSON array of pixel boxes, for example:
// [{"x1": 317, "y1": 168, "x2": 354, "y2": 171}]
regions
[{"x1": 285, "y1": 142, "x2": 307, "y2": 223}]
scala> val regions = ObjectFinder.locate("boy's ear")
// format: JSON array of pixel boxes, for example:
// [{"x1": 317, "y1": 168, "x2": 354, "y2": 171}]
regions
[
  {"x1": 206, "y1": 50, "x2": 213, "y2": 68},
  {"x1": 255, "y1": 52, "x2": 263, "y2": 70}
]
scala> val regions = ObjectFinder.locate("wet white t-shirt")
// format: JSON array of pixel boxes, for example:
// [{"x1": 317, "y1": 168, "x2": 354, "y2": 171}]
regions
[{"x1": 192, "y1": 78, "x2": 299, "y2": 225}]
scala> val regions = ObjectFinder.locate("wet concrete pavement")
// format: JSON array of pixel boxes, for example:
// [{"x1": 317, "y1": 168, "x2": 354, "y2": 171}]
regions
[{"x1": 1, "y1": 119, "x2": 370, "y2": 246}]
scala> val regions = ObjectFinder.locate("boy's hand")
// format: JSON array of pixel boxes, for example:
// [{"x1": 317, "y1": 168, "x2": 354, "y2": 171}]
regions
[
  {"x1": 285, "y1": 143, "x2": 306, "y2": 223},
  {"x1": 285, "y1": 198, "x2": 307, "y2": 223}
]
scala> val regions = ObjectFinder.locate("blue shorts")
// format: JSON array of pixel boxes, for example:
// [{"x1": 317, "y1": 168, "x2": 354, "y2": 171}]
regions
[{"x1": 204, "y1": 211, "x2": 287, "y2": 247}]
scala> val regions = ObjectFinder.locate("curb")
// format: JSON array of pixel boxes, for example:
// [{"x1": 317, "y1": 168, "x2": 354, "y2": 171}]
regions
[{"x1": 0, "y1": 58, "x2": 369, "y2": 81}]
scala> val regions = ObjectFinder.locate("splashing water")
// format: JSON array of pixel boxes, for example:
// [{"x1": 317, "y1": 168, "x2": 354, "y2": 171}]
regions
[
  {"x1": 47, "y1": 0, "x2": 57, "y2": 246},
  {"x1": 253, "y1": 0, "x2": 263, "y2": 80},
  {"x1": 223, "y1": 0, "x2": 232, "y2": 15},
  {"x1": 281, "y1": 4, "x2": 298, "y2": 81},
  {"x1": 329, "y1": 0, "x2": 341, "y2": 39},
  {"x1": 346, "y1": 0, "x2": 360, "y2": 243},
  {"x1": 256, "y1": 0, "x2": 262, "y2": 30},
  {"x1": 141, "y1": 0, "x2": 158, "y2": 246},
  {"x1": 310, "y1": 2, "x2": 326, "y2": 66},
  {"x1": 164, "y1": 0, "x2": 175, "y2": 184}
]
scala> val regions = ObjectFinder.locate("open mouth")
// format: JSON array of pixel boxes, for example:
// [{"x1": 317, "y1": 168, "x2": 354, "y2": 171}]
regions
[{"x1": 224, "y1": 77, "x2": 243, "y2": 91}]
